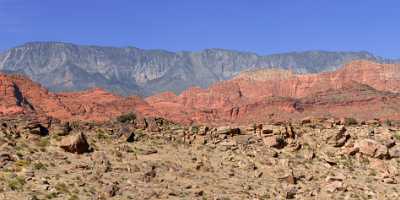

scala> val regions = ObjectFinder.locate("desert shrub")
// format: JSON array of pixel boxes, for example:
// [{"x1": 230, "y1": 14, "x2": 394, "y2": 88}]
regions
[
  {"x1": 33, "y1": 162, "x2": 47, "y2": 171},
  {"x1": 394, "y1": 132, "x2": 400, "y2": 141},
  {"x1": 190, "y1": 126, "x2": 199, "y2": 134},
  {"x1": 344, "y1": 117, "x2": 358, "y2": 126},
  {"x1": 55, "y1": 182, "x2": 69, "y2": 194},
  {"x1": 68, "y1": 194, "x2": 79, "y2": 200},
  {"x1": 7, "y1": 176, "x2": 26, "y2": 191},
  {"x1": 46, "y1": 192, "x2": 58, "y2": 199},
  {"x1": 95, "y1": 130, "x2": 109, "y2": 140},
  {"x1": 117, "y1": 112, "x2": 136, "y2": 123},
  {"x1": 37, "y1": 137, "x2": 50, "y2": 148},
  {"x1": 383, "y1": 119, "x2": 394, "y2": 126},
  {"x1": 15, "y1": 159, "x2": 31, "y2": 168}
]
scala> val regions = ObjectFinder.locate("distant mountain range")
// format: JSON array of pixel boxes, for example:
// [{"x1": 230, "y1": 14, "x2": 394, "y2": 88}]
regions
[{"x1": 0, "y1": 42, "x2": 395, "y2": 96}]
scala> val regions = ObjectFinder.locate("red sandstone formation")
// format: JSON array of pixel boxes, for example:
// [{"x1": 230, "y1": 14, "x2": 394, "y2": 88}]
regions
[
  {"x1": 0, "y1": 74, "x2": 156, "y2": 122},
  {"x1": 146, "y1": 60, "x2": 400, "y2": 125},
  {"x1": 1, "y1": 60, "x2": 400, "y2": 124}
]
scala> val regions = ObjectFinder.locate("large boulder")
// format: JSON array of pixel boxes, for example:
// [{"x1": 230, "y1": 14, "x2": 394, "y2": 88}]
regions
[
  {"x1": 263, "y1": 135, "x2": 286, "y2": 149},
  {"x1": 59, "y1": 132, "x2": 91, "y2": 154},
  {"x1": 355, "y1": 139, "x2": 388, "y2": 159},
  {"x1": 324, "y1": 126, "x2": 349, "y2": 147},
  {"x1": 215, "y1": 127, "x2": 240, "y2": 136},
  {"x1": 21, "y1": 121, "x2": 49, "y2": 136}
]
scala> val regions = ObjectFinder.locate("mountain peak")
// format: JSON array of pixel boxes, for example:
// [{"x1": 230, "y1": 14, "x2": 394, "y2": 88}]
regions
[{"x1": 0, "y1": 42, "x2": 395, "y2": 96}]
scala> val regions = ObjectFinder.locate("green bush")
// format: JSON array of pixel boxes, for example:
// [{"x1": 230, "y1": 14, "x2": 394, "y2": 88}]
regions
[
  {"x1": 8, "y1": 176, "x2": 26, "y2": 191},
  {"x1": 394, "y1": 132, "x2": 400, "y2": 141},
  {"x1": 116, "y1": 113, "x2": 136, "y2": 123},
  {"x1": 33, "y1": 162, "x2": 47, "y2": 171}
]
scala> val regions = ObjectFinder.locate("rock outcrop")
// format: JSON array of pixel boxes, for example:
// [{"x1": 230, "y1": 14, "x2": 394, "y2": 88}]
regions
[{"x1": 146, "y1": 61, "x2": 400, "y2": 124}]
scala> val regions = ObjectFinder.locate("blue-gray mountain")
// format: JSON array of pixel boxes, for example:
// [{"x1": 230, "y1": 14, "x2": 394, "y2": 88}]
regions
[{"x1": 0, "y1": 42, "x2": 391, "y2": 96}]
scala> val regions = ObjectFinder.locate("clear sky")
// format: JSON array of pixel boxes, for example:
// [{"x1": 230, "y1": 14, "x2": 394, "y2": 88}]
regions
[{"x1": 1, "y1": 0, "x2": 400, "y2": 57}]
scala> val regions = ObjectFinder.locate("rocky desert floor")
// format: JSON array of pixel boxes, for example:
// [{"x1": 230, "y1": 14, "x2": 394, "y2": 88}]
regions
[{"x1": 1, "y1": 116, "x2": 400, "y2": 200}]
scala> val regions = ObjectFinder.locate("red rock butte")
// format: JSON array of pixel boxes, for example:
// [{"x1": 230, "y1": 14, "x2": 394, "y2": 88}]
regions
[
  {"x1": 146, "y1": 60, "x2": 400, "y2": 124},
  {"x1": 2, "y1": 60, "x2": 400, "y2": 124}
]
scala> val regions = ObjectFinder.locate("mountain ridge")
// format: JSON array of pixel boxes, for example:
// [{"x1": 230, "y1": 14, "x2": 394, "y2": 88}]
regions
[{"x1": 0, "y1": 41, "x2": 392, "y2": 96}]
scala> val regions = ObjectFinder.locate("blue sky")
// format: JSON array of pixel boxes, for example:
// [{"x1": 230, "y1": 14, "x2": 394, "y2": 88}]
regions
[{"x1": 1, "y1": 0, "x2": 400, "y2": 57}]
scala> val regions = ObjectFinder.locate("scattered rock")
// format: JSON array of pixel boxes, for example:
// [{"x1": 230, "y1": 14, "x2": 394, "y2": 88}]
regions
[
  {"x1": 285, "y1": 186, "x2": 297, "y2": 199},
  {"x1": 325, "y1": 181, "x2": 346, "y2": 193},
  {"x1": 325, "y1": 173, "x2": 346, "y2": 182},
  {"x1": 118, "y1": 127, "x2": 136, "y2": 142},
  {"x1": 382, "y1": 177, "x2": 397, "y2": 184},
  {"x1": 91, "y1": 151, "x2": 112, "y2": 173},
  {"x1": 105, "y1": 182, "x2": 120, "y2": 197},
  {"x1": 0, "y1": 152, "x2": 13, "y2": 168},
  {"x1": 279, "y1": 170, "x2": 297, "y2": 185},
  {"x1": 325, "y1": 126, "x2": 349, "y2": 147}
]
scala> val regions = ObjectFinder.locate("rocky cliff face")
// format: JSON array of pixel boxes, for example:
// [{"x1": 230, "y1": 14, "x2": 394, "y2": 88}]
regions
[
  {"x1": 0, "y1": 42, "x2": 383, "y2": 96},
  {"x1": 0, "y1": 73, "x2": 155, "y2": 121},
  {"x1": 146, "y1": 61, "x2": 400, "y2": 124}
]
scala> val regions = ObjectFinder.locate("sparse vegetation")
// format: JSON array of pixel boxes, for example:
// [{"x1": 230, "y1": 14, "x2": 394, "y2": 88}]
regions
[
  {"x1": 7, "y1": 176, "x2": 26, "y2": 191},
  {"x1": 55, "y1": 182, "x2": 69, "y2": 194},
  {"x1": 33, "y1": 162, "x2": 48, "y2": 170},
  {"x1": 1, "y1": 116, "x2": 400, "y2": 199},
  {"x1": 116, "y1": 112, "x2": 136, "y2": 123},
  {"x1": 45, "y1": 192, "x2": 58, "y2": 199},
  {"x1": 37, "y1": 137, "x2": 50, "y2": 148},
  {"x1": 394, "y1": 131, "x2": 400, "y2": 141},
  {"x1": 95, "y1": 129, "x2": 109, "y2": 140},
  {"x1": 344, "y1": 117, "x2": 358, "y2": 126}
]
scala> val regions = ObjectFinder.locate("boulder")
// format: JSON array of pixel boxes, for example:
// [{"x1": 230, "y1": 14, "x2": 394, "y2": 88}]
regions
[
  {"x1": 0, "y1": 152, "x2": 13, "y2": 168},
  {"x1": 389, "y1": 146, "x2": 400, "y2": 158},
  {"x1": 325, "y1": 181, "x2": 346, "y2": 193},
  {"x1": 134, "y1": 115, "x2": 147, "y2": 130},
  {"x1": 355, "y1": 139, "x2": 388, "y2": 158},
  {"x1": 118, "y1": 127, "x2": 135, "y2": 142},
  {"x1": 262, "y1": 125, "x2": 274, "y2": 135},
  {"x1": 215, "y1": 127, "x2": 240, "y2": 136},
  {"x1": 325, "y1": 126, "x2": 349, "y2": 147},
  {"x1": 59, "y1": 132, "x2": 91, "y2": 154},
  {"x1": 145, "y1": 118, "x2": 160, "y2": 132},
  {"x1": 22, "y1": 121, "x2": 49, "y2": 136},
  {"x1": 263, "y1": 135, "x2": 286, "y2": 149}
]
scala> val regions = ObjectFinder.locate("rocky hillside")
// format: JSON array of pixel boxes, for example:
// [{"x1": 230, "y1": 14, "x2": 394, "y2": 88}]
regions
[
  {"x1": 0, "y1": 42, "x2": 383, "y2": 96},
  {"x1": 1, "y1": 115, "x2": 400, "y2": 199}
]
